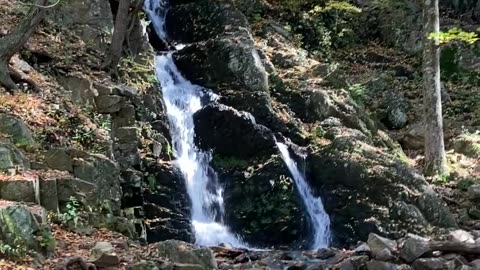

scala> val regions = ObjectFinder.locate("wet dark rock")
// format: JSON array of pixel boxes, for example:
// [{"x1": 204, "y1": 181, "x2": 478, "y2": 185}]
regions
[
  {"x1": 221, "y1": 155, "x2": 309, "y2": 248},
  {"x1": 193, "y1": 103, "x2": 276, "y2": 158},
  {"x1": 143, "y1": 161, "x2": 193, "y2": 243},
  {"x1": 173, "y1": 38, "x2": 268, "y2": 94},
  {"x1": 166, "y1": 0, "x2": 250, "y2": 43}
]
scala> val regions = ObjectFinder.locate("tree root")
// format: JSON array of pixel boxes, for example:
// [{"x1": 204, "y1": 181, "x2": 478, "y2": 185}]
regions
[
  {"x1": 0, "y1": 60, "x2": 18, "y2": 90},
  {"x1": 9, "y1": 65, "x2": 41, "y2": 92},
  {"x1": 54, "y1": 256, "x2": 97, "y2": 270}
]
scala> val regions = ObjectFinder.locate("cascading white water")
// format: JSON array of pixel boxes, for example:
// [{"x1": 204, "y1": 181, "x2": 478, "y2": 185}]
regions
[
  {"x1": 145, "y1": 0, "x2": 330, "y2": 249},
  {"x1": 144, "y1": 0, "x2": 169, "y2": 40},
  {"x1": 154, "y1": 53, "x2": 245, "y2": 247},
  {"x1": 277, "y1": 142, "x2": 331, "y2": 249}
]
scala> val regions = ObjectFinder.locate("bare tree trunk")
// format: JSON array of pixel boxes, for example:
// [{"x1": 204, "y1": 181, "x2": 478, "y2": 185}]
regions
[
  {"x1": 102, "y1": 0, "x2": 131, "y2": 72},
  {"x1": 423, "y1": 0, "x2": 447, "y2": 176},
  {"x1": 0, "y1": 0, "x2": 50, "y2": 90}
]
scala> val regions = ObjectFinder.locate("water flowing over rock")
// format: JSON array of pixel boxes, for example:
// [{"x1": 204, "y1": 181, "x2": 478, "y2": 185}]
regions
[
  {"x1": 153, "y1": 51, "x2": 243, "y2": 247},
  {"x1": 277, "y1": 142, "x2": 330, "y2": 249}
]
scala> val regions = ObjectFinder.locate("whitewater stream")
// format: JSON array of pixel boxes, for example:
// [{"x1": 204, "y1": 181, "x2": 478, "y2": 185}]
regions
[{"x1": 145, "y1": 0, "x2": 330, "y2": 249}]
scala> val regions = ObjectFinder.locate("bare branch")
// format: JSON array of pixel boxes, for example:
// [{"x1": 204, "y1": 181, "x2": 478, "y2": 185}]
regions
[{"x1": 16, "y1": 0, "x2": 61, "y2": 9}]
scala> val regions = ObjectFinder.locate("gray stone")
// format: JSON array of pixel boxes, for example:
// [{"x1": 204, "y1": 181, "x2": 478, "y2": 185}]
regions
[
  {"x1": 173, "y1": 263, "x2": 206, "y2": 270},
  {"x1": 367, "y1": 261, "x2": 399, "y2": 270},
  {"x1": 411, "y1": 258, "x2": 449, "y2": 270},
  {"x1": 0, "y1": 204, "x2": 54, "y2": 256},
  {"x1": 0, "y1": 179, "x2": 35, "y2": 203},
  {"x1": 340, "y1": 255, "x2": 369, "y2": 270},
  {"x1": 452, "y1": 133, "x2": 480, "y2": 158},
  {"x1": 90, "y1": 242, "x2": 120, "y2": 268},
  {"x1": 128, "y1": 261, "x2": 160, "y2": 270},
  {"x1": 95, "y1": 95, "x2": 125, "y2": 114},
  {"x1": 468, "y1": 185, "x2": 480, "y2": 201},
  {"x1": 157, "y1": 240, "x2": 217, "y2": 270},
  {"x1": 45, "y1": 148, "x2": 73, "y2": 172},
  {"x1": 385, "y1": 107, "x2": 408, "y2": 130},
  {"x1": 0, "y1": 142, "x2": 29, "y2": 170},
  {"x1": 400, "y1": 236, "x2": 430, "y2": 263},
  {"x1": 367, "y1": 233, "x2": 397, "y2": 261},
  {"x1": 50, "y1": 0, "x2": 113, "y2": 50},
  {"x1": 448, "y1": 229, "x2": 475, "y2": 244},
  {"x1": 0, "y1": 113, "x2": 35, "y2": 148},
  {"x1": 57, "y1": 74, "x2": 98, "y2": 108},
  {"x1": 401, "y1": 122, "x2": 424, "y2": 150}
]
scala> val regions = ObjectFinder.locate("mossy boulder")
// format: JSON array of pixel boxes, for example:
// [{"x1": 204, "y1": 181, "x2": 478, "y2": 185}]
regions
[
  {"x1": 0, "y1": 113, "x2": 35, "y2": 149},
  {"x1": 221, "y1": 155, "x2": 309, "y2": 248},
  {"x1": 0, "y1": 203, "x2": 55, "y2": 258},
  {"x1": 308, "y1": 136, "x2": 457, "y2": 246},
  {"x1": 0, "y1": 142, "x2": 30, "y2": 171},
  {"x1": 452, "y1": 133, "x2": 480, "y2": 158}
]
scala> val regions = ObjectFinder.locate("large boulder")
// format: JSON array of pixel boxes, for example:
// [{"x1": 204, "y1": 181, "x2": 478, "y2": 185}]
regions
[
  {"x1": 0, "y1": 203, "x2": 55, "y2": 257},
  {"x1": 173, "y1": 38, "x2": 268, "y2": 94},
  {"x1": 308, "y1": 136, "x2": 457, "y2": 246},
  {"x1": 0, "y1": 113, "x2": 35, "y2": 148},
  {"x1": 220, "y1": 155, "x2": 309, "y2": 248},
  {"x1": 193, "y1": 104, "x2": 276, "y2": 158}
]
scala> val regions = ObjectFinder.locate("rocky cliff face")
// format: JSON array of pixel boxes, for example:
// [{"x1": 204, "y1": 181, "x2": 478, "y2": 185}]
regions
[{"x1": 156, "y1": 0, "x2": 457, "y2": 248}]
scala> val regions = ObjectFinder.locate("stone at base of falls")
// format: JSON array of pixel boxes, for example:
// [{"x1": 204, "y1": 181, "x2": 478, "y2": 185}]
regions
[
  {"x1": 142, "y1": 161, "x2": 193, "y2": 243},
  {"x1": 157, "y1": 240, "x2": 217, "y2": 270}
]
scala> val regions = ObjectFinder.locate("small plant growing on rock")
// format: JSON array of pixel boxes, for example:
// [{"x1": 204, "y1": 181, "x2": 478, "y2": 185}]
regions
[{"x1": 60, "y1": 196, "x2": 81, "y2": 228}]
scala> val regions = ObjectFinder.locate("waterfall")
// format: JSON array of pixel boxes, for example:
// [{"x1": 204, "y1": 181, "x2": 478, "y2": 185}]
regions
[
  {"x1": 154, "y1": 53, "x2": 245, "y2": 247},
  {"x1": 276, "y1": 142, "x2": 331, "y2": 249},
  {"x1": 144, "y1": 0, "x2": 169, "y2": 40},
  {"x1": 145, "y1": 0, "x2": 330, "y2": 249}
]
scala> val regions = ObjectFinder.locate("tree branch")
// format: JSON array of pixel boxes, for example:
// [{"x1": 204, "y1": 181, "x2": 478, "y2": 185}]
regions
[{"x1": 16, "y1": 0, "x2": 61, "y2": 9}]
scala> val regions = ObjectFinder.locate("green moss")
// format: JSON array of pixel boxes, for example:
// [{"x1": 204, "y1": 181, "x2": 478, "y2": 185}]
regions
[{"x1": 212, "y1": 155, "x2": 249, "y2": 170}]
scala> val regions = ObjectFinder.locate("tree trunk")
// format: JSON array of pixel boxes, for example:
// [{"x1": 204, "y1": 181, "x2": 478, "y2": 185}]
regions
[
  {"x1": 102, "y1": 0, "x2": 131, "y2": 72},
  {"x1": 0, "y1": 0, "x2": 50, "y2": 90},
  {"x1": 423, "y1": 0, "x2": 447, "y2": 176}
]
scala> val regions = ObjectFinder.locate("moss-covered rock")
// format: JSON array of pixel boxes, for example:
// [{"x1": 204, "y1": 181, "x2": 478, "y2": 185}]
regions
[
  {"x1": 221, "y1": 155, "x2": 309, "y2": 248},
  {"x1": 0, "y1": 203, "x2": 55, "y2": 259},
  {"x1": 0, "y1": 142, "x2": 30, "y2": 171},
  {"x1": 308, "y1": 137, "x2": 457, "y2": 246},
  {"x1": 452, "y1": 133, "x2": 480, "y2": 158},
  {"x1": 0, "y1": 113, "x2": 35, "y2": 149}
]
